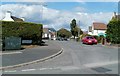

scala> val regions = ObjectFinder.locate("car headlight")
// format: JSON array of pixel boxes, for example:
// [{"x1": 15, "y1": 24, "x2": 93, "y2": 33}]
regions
[{"x1": 88, "y1": 40, "x2": 92, "y2": 42}]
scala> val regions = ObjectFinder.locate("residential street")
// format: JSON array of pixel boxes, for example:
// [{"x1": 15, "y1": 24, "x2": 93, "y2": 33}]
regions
[
  {"x1": 1, "y1": 40, "x2": 62, "y2": 68},
  {"x1": 2, "y1": 40, "x2": 118, "y2": 74}
]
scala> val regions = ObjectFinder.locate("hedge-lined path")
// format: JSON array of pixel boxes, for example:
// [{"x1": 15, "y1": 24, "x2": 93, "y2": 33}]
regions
[{"x1": 1, "y1": 40, "x2": 63, "y2": 69}]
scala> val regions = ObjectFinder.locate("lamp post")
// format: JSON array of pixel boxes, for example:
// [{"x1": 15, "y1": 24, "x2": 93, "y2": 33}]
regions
[
  {"x1": 40, "y1": 3, "x2": 47, "y2": 23},
  {"x1": 78, "y1": 20, "x2": 80, "y2": 37}
]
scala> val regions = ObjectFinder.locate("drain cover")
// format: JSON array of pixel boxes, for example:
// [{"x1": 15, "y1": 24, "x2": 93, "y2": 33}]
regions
[{"x1": 91, "y1": 67, "x2": 112, "y2": 73}]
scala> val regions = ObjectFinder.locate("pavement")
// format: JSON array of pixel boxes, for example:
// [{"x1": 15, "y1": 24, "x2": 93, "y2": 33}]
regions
[{"x1": 1, "y1": 40, "x2": 63, "y2": 70}]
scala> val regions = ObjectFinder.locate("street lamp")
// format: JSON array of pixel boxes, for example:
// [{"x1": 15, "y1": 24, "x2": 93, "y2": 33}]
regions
[
  {"x1": 40, "y1": 3, "x2": 47, "y2": 23},
  {"x1": 78, "y1": 20, "x2": 80, "y2": 37}
]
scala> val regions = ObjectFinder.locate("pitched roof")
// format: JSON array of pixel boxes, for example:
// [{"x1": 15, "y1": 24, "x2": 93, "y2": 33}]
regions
[
  {"x1": 93, "y1": 22, "x2": 107, "y2": 30},
  {"x1": 112, "y1": 12, "x2": 120, "y2": 19},
  {"x1": 43, "y1": 28, "x2": 56, "y2": 33},
  {"x1": 11, "y1": 16, "x2": 24, "y2": 22},
  {"x1": 43, "y1": 28, "x2": 49, "y2": 34},
  {"x1": 48, "y1": 28, "x2": 56, "y2": 32},
  {"x1": 116, "y1": 15, "x2": 120, "y2": 19}
]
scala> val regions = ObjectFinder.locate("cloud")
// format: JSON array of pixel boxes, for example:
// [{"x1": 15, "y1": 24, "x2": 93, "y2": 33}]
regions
[
  {"x1": 74, "y1": 7, "x2": 87, "y2": 12},
  {"x1": 1, "y1": 4, "x2": 113, "y2": 31},
  {"x1": 1, "y1": 0, "x2": 45, "y2": 2},
  {"x1": 2, "y1": 0, "x2": 119, "y2": 2}
]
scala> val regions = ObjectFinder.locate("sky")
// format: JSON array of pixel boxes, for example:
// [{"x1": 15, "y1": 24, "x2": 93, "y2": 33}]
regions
[{"x1": 0, "y1": 1, "x2": 119, "y2": 31}]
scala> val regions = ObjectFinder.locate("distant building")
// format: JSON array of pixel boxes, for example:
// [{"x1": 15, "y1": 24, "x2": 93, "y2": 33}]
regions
[
  {"x1": 112, "y1": 12, "x2": 120, "y2": 20},
  {"x1": 2, "y1": 11, "x2": 24, "y2": 22},
  {"x1": 88, "y1": 26, "x2": 92, "y2": 35},
  {"x1": 83, "y1": 31, "x2": 88, "y2": 35},
  {"x1": 42, "y1": 28, "x2": 56, "y2": 40},
  {"x1": 88, "y1": 22, "x2": 107, "y2": 36}
]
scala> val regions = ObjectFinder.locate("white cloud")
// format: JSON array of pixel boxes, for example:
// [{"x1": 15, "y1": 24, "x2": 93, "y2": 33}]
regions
[
  {"x1": 74, "y1": 7, "x2": 87, "y2": 12},
  {"x1": 1, "y1": 4, "x2": 113, "y2": 31},
  {"x1": 2, "y1": 0, "x2": 45, "y2": 2}
]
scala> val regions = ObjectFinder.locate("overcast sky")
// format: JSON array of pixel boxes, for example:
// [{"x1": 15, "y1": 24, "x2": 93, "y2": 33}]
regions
[{"x1": 0, "y1": 1, "x2": 118, "y2": 31}]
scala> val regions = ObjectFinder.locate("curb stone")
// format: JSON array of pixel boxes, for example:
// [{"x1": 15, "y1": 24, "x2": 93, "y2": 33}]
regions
[{"x1": 1, "y1": 48, "x2": 63, "y2": 70}]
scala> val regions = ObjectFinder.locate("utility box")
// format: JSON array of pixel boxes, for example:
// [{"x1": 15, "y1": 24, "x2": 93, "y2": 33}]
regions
[{"x1": 5, "y1": 37, "x2": 21, "y2": 50}]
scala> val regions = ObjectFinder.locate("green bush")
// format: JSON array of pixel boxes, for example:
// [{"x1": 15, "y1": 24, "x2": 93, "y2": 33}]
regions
[
  {"x1": 93, "y1": 35, "x2": 103, "y2": 43},
  {"x1": 106, "y1": 19, "x2": 120, "y2": 44},
  {"x1": 1, "y1": 21, "x2": 43, "y2": 44}
]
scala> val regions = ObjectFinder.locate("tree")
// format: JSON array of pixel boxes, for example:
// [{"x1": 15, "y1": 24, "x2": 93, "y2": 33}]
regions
[
  {"x1": 106, "y1": 18, "x2": 120, "y2": 44},
  {"x1": 70, "y1": 19, "x2": 83, "y2": 39},
  {"x1": 57, "y1": 28, "x2": 71, "y2": 38},
  {"x1": 70, "y1": 19, "x2": 78, "y2": 39}
]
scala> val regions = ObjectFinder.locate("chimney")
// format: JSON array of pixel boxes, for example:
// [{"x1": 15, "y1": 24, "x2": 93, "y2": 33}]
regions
[
  {"x1": 6, "y1": 11, "x2": 12, "y2": 18},
  {"x1": 3, "y1": 11, "x2": 14, "y2": 21},
  {"x1": 113, "y1": 12, "x2": 117, "y2": 18}
]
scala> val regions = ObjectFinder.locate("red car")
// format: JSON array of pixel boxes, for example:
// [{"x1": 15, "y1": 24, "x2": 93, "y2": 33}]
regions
[{"x1": 82, "y1": 36, "x2": 97, "y2": 45}]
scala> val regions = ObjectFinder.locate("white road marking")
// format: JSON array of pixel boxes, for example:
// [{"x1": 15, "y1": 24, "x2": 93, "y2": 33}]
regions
[
  {"x1": 84, "y1": 61, "x2": 118, "y2": 68},
  {"x1": 4, "y1": 70, "x2": 17, "y2": 73},
  {"x1": 60, "y1": 66, "x2": 79, "y2": 71},
  {"x1": 0, "y1": 51, "x2": 22, "y2": 55},
  {"x1": 21, "y1": 69, "x2": 36, "y2": 72},
  {"x1": 39, "y1": 68, "x2": 47, "y2": 70},
  {"x1": 39, "y1": 67, "x2": 59, "y2": 70}
]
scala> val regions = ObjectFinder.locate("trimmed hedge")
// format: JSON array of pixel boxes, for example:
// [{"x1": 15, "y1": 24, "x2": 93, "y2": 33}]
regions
[{"x1": 2, "y1": 21, "x2": 43, "y2": 44}]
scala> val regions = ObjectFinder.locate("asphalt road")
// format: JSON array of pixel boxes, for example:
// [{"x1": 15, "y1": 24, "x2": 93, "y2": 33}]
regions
[
  {"x1": 2, "y1": 41, "x2": 61, "y2": 67},
  {"x1": 2, "y1": 40, "x2": 119, "y2": 74}
]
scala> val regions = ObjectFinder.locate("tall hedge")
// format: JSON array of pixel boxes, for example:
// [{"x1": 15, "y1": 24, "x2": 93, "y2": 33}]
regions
[
  {"x1": 1, "y1": 21, "x2": 43, "y2": 44},
  {"x1": 106, "y1": 19, "x2": 120, "y2": 44}
]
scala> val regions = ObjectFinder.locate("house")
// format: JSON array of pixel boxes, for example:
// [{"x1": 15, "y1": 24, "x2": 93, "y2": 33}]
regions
[
  {"x1": 42, "y1": 28, "x2": 57, "y2": 40},
  {"x1": 2, "y1": 11, "x2": 24, "y2": 22},
  {"x1": 88, "y1": 26, "x2": 92, "y2": 35},
  {"x1": 112, "y1": 12, "x2": 120, "y2": 20},
  {"x1": 88, "y1": 22, "x2": 107, "y2": 36},
  {"x1": 83, "y1": 31, "x2": 88, "y2": 35}
]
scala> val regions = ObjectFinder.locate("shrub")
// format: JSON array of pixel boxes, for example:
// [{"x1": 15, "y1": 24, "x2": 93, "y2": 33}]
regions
[
  {"x1": 93, "y1": 35, "x2": 105, "y2": 43},
  {"x1": 106, "y1": 19, "x2": 120, "y2": 44},
  {"x1": 1, "y1": 21, "x2": 43, "y2": 45}
]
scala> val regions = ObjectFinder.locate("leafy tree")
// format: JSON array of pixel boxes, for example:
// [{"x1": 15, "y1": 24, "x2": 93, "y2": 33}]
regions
[
  {"x1": 57, "y1": 28, "x2": 71, "y2": 38},
  {"x1": 70, "y1": 19, "x2": 78, "y2": 39},
  {"x1": 70, "y1": 19, "x2": 83, "y2": 39},
  {"x1": 106, "y1": 18, "x2": 120, "y2": 44}
]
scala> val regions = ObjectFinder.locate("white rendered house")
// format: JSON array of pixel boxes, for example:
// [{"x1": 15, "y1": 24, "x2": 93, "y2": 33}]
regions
[
  {"x1": 2, "y1": 11, "x2": 14, "y2": 21},
  {"x1": 88, "y1": 22, "x2": 107, "y2": 36},
  {"x1": 42, "y1": 28, "x2": 56, "y2": 40},
  {"x1": 2, "y1": 11, "x2": 24, "y2": 22}
]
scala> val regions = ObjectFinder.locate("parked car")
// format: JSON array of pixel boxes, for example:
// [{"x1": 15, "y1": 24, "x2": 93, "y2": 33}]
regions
[
  {"x1": 82, "y1": 36, "x2": 97, "y2": 45},
  {"x1": 56, "y1": 37, "x2": 68, "y2": 41}
]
